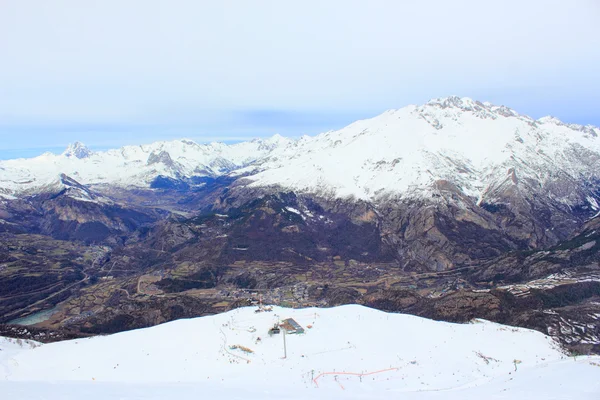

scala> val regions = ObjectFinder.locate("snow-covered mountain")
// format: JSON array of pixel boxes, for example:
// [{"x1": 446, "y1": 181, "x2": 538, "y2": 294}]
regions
[
  {"x1": 2, "y1": 96, "x2": 599, "y2": 206},
  {"x1": 2, "y1": 96, "x2": 600, "y2": 269},
  {"x1": 0, "y1": 135, "x2": 293, "y2": 196},
  {"x1": 3, "y1": 97, "x2": 600, "y2": 371},
  {"x1": 0, "y1": 98, "x2": 593, "y2": 198},
  {"x1": 2, "y1": 305, "x2": 599, "y2": 400},
  {"x1": 240, "y1": 97, "x2": 600, "y2": 205}
]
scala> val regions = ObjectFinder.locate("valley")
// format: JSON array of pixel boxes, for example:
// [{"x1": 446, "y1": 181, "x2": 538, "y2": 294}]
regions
[
  {"x1": 1, "y1": 97, "x2": 599, "y2": 356},
  {"x1": 3, "y1": 3, "x2": 598, "y2": 397}
]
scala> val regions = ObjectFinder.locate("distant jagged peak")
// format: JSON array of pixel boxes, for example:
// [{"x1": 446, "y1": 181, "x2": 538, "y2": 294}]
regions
[
  {"x1": 537, "y1": 116, "x2": 599, "y2": 137},
  {"x1": 62, "y1": 141, "x2": 93, "y2": 159},
  {"x1": 418, "y1": 96, "x2": 527, "y2": 122},
  {"x1": 265, "y1": 133, "x2": 288, "y2": 143},
  {"x1": 147, "y1": 150, "x2": 175, "y2": 167},
  {"x1": 250, "y1": 133, "x2": 287, "y2": 144},
  {"x1": 423, "y1": 96, "x2": 521, "y2": 114},
  {"x1": 425, "y1": 95, "x2": 483, "y2": 109},
  {"x1": 262, "y1": 133, "x2": 293, "y2": 147},
  {"x1": 179, "y1": 138, "x2": 199, "y2": 147},
  {"x1": 537, "y1": 115, "x2": 564, "y2": 125},
  {"x1": 246, "y1": 134, "x2": 293, "y2": 151}
]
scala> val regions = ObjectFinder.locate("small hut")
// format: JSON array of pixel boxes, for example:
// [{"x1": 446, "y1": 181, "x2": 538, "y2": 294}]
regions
[{"x1": 279, "y1": 318, "x2": 304, "y2": 334}]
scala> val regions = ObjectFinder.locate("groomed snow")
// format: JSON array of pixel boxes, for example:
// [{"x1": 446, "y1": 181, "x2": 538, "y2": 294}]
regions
[{"x1": 1, "y1": 305, "x2": 599, "y2": 399}]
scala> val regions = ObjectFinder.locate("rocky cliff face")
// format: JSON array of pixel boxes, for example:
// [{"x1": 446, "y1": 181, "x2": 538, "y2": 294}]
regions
[{"x1": 0, "y1": 175, "x2": 160, "y2": 244}]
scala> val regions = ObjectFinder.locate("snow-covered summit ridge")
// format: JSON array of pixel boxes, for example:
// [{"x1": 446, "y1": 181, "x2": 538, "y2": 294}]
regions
[
  {"x1": 1, "y1": 97, "x2": 599, "y2": 202},
  {"x1": 62, "y1": 142, "x2": 93, "y2": 159},
  {"x1": 0, "y1": 135, "x2": 293, "y2": 194},
  {"x1": 240, "y1": 97, "x2": 600, "y2": 202},
  {"x1": 426, "y1": 95, "x2": 488, "y2": 110},
  {"x1": 428, "y1": 96, "x2": 527, "y2": 122}
]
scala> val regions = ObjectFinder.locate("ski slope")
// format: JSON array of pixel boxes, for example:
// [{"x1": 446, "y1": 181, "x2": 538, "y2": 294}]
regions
[{"x1": 1, "y1": 305, "x2": 599, "y2": 399}]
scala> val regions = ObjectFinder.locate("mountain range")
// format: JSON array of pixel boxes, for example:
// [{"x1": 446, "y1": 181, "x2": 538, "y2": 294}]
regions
[
  {"x1": 2, "y1": 97, "x2": 600, "y2": 202},
  {"x1": 1, "y1": 96, "x2": 599, "y2": 355}
]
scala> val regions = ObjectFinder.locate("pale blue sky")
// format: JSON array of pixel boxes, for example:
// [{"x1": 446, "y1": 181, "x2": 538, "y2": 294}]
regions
[{"x1": 1, "y1": 0, "x2": 599, "y2": 159}]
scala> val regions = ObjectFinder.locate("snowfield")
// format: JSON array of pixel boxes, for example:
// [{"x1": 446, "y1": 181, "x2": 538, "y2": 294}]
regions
[{"x1": 1, "y1": 305, "x2": 599, "y2": 399}]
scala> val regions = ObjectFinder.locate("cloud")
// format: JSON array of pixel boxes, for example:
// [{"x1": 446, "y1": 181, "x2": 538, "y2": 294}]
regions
[{"x1": 0, "y1": 0, "x2": 599, "y2": 156}]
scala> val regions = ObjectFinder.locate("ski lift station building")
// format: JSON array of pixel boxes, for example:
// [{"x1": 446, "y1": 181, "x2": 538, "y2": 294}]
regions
[{"x1": 279, "y1": 318, "x2": 304, "y2": 334}]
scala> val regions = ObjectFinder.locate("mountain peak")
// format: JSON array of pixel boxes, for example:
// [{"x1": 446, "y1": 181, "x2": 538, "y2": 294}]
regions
[
  {"x1": 420, "y1": 96, "x2": 524, "y2": 120},
  {"x1": 147, "y1": 150, "x2": 175, "y2": 167},
  {"x1": 180, "y1": 138, "x2": 199, "y2": 146},
  {"x1": 63, "y1": 142, "x2": 93, "y2": 159},
  {"x1": 537, "y1": 116, "x2": 563, "y2": 125},
  {"x1": 425, "y1": 96, "x2": 481, "y2": 109},
  {"x1": 250, "y1": 134, "x2": 292, "y2": 151},
  {"x1": 265, "y1": 133, "x2": 289, "y2": 144}
]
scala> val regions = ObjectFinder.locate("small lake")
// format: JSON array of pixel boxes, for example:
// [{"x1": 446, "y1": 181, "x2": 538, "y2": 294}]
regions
[{"x1": 8, "y1": 308, "x2": 58, "y2": 326}]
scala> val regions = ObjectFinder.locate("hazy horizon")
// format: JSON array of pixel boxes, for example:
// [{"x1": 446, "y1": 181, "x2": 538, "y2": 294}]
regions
[{"x1": 1, "y1": 0, "x2": 599, "y2": 159}]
